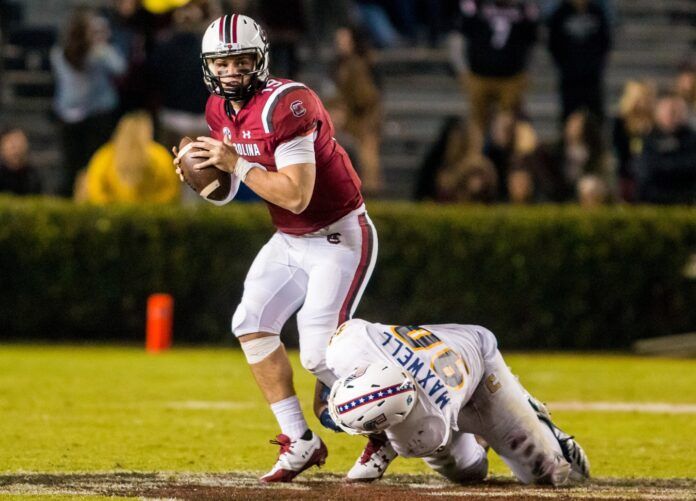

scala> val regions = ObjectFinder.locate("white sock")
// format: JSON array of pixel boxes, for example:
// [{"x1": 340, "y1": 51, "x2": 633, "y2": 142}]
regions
[{"x1": 270, "y1": 396, "x2": 309, "y2": 440}]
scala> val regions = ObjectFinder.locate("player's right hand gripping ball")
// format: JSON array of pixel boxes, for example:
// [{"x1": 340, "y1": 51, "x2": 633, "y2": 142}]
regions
[{"x1": 177, "y1": 136, "x2": 232, "y2": 202}]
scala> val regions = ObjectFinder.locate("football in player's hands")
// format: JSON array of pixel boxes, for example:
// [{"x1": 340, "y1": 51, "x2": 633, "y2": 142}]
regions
[{"x1": 177, "y1": 136, "x2": 232, "y2": 202}]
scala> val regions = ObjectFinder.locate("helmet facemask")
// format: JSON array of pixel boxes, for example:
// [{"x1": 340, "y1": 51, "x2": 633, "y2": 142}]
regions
[
  {"x1": 200, "y1": 14, "x2": 270, "y2": 102},
  {"x1": 201, "y1": 50, "x2": 267, "y2": 101}
]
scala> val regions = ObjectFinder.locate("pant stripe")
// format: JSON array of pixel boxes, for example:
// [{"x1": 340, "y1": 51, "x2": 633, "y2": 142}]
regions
[{"x1": 338, "y1": 213, "x2": 376, "y2": 324}]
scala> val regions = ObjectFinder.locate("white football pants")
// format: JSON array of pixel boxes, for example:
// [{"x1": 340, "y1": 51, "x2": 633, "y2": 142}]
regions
[{"x1": 232, "y1": 206, "x2": 378, "y2": 386}]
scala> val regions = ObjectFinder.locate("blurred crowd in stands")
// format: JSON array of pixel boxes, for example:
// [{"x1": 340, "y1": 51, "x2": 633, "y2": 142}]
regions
[{"x1": 0, "y1": 0, "x2": 694, "y2": 205}]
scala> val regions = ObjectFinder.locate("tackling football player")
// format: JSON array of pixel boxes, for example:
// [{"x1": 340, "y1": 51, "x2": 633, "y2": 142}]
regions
[
  {"x1": 172, "y1": 14, "x2": 379, "y2": 482},
  {"x1": 326, "y1": 319, "x2": 591, "y2": 485}
]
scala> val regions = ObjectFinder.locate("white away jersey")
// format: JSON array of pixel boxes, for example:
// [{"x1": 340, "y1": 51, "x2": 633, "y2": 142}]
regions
[{"x1": 326, "y1": 319, "x2": 497, "y2": 457}]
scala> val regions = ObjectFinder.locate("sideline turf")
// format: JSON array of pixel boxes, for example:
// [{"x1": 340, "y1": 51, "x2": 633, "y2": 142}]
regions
[{"x1": 0, "y1": 346, "x2": 693, "y2": 478}]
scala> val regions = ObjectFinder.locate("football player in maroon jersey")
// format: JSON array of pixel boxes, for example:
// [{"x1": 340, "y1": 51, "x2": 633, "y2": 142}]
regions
[{"x1": 173, "y1": 14, "x2": 386, "y2": 482}]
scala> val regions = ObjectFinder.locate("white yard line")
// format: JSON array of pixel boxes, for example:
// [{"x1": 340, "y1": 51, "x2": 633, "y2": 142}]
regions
[
  {"x1": 548, "y1": 401, "x2": 696, "y2": 414},
  {"x1": 166, "y1": 400, "x2": 696, "y2": 413},
  {"x1": 164, "y1": 401, "x2": 257, "y2": 410},
  {"x1": 80, "y1": 400, "x2": 696, "y2": 413}
]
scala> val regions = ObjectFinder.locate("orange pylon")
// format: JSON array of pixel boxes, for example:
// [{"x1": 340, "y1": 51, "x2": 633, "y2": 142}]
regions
[{"x1": 146, "y1": 293, "x2": 173, "y2": 353}]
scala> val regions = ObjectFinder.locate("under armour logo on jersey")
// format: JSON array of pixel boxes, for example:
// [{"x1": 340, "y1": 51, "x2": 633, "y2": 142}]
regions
[
  {"x1": 242, "y1": 130, "x2": 252, "y2": 139},
  {"x1": 327, "y1": 233, "x2": 341, "y2": 244},
  {"x1": 291, "y1": 100, "x2": 307, "y2": 118},
  {"x1": 222, "y1": 127, "x2": 232, "y2": 140}
]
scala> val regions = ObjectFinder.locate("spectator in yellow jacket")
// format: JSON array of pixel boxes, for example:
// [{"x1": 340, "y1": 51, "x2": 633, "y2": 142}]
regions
[{"x1": 79, "y1": 111, "x2": 180, "y2": 204}]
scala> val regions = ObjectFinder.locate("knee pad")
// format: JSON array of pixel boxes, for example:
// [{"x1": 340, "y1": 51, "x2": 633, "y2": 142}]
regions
[
  {"x1": 300, "y1": 349, "x2": 325, "y2": 374},
  {"x1": 240, "y1": 335, "x2": 281, "y2": 364},
  {"x1": 231, "y1": 303, "x2": 252, "y2": 336},
  {"x1": 299, "y1": 347, "x2": 325, "y2": 375},
  {"x1": 426, "y1": 452, "x2": 488, "y2": 484},
  {"x1": 299, "y1": 347, "x2": 336, "y2": 386},
  {"x1": 232, "y1": 301, "x2": 285, "y2": 338},
  {"x1": 425, "y1": 436, "x2": 489, "y2": 484}
]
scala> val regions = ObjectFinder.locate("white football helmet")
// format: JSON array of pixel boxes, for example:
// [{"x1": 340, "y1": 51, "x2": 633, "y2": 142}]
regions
[
  {"x1": 328, "y1": 363, "x2": 417, "y2": 435},
  {"x1": 200, "y1": 14, "x2": 269, "y2": 101}
]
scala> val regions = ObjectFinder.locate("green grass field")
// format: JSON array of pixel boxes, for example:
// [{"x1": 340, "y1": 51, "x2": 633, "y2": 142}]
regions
[
  {"x1": 0, "y1": 345, "x2": 695, "y2": 499},
  {"x1": 0, "y1": 345, "x2": 696, "y2": 501}
]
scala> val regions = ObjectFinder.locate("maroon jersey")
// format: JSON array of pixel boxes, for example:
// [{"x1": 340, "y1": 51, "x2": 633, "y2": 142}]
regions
[{"x1": 205, "y1": 78, "x2": 364, "y2": 235}]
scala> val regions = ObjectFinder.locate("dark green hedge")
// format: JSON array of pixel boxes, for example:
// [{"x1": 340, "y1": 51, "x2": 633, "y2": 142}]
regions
[{"x1": 1, "y1": 196, "x2": 695, "y2": 349}]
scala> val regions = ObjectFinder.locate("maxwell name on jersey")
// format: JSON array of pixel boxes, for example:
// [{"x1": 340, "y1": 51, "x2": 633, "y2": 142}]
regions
[{"x1": 376, "y1": 327, "x2": 452, "y2": 411}]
